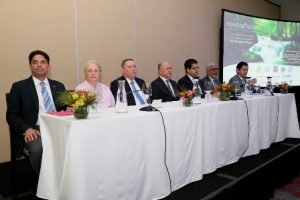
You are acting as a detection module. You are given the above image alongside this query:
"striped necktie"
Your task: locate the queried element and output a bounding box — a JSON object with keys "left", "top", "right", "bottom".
{"left": 130, "top": 80, "right": 145, "bottom": 105}
{"left": 41, "top": 82, "right": 55, "bottom": 113}
{"left": 166, "top": 80, "right": 175, "bottom": 96}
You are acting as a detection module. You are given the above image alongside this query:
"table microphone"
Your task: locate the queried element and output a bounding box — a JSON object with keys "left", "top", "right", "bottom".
{"left": 126, "top": 90, "right": 158, "bottom": 111}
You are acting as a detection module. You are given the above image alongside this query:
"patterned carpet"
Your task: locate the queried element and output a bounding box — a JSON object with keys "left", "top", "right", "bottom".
{"left": 273, "top": 172, "right": 300, "bottom": 200}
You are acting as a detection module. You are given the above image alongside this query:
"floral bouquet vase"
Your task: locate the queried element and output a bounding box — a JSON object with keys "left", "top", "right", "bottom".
{"left": 219, "top": 92, "right": 230, "bottom": 101}
{"left": 182, "top": 98, "right": 192, "bottom": 107}
{"left": 74, "top": 106, "right": 89, "bottom": 119}
{"left": 280, "top": 89, "right": 288, "bottom": 94}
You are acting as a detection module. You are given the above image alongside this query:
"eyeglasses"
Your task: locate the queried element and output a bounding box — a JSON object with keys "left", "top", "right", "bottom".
{"left": 31, "top": 60, "right": 48, "bottom": 65}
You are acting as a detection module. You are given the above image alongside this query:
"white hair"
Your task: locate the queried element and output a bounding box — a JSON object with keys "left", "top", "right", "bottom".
{"left": 206, "top": 63, "right": 217, "bottom": 71}
{"left": 84, "top": 59, "right": 102, "bottom": 72}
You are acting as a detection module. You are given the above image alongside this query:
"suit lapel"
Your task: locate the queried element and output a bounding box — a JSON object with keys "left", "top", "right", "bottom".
{"left": 49, "top": 79, "right": 59, "bottom": 101}
{"left": 184, "top": 75, "right": 194, "bottom": 89}
{"left": 158, "top": 77, "right": 173, "bottom": 96}
{"left": 27, "top": 77, "right": 39, "bottom": 112}
{"left": 122, "top": 76, "right": 136, "bottom": 105}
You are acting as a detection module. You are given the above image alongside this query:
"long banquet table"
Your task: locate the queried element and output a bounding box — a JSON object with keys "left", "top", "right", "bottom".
{"left": 37, "top": 93, "right": 299, "bottom": 200}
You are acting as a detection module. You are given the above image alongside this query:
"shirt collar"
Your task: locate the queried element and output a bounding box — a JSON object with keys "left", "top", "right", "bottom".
{"left": 159, "top": 76, "right": 169, "bottom": 82}
{"left": 187, "top": 74, "right": 196, "bottom": 82}
{"left": 32, "top": 76, "right": 49, "bottom": 87}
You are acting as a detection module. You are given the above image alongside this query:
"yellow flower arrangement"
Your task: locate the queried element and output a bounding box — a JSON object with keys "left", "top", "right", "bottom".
{"left": 57, "top": 90, "right": 97, "bottom": 119}
{"left": 57, "top": 90, "right": 97, "bottom": 109}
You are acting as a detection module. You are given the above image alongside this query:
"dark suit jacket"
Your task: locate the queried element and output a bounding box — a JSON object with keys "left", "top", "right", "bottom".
{"left": 6, "top": 76, "right": 65, "bottom": 157}
{"left": 177, "top": 75, "right": 205, "bottom": 98}
{"left": 151, "top": 77, "right": 180, "bottom": 102}
{"left": 110, "top": 76, "right": 145, "bottom": 106}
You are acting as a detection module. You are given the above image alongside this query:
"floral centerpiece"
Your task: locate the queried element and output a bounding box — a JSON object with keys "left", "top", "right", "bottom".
{"left": 277, "top": 82, "right": 289, "bottom": 94}
{"left": 217, "top": 83, "right": 235, "bottom": 101}
{"left": 178, "top": 90, "right": 196, "bottom": 107}
{"left": 57, "top": 90, "right": 97, "bottom": 119}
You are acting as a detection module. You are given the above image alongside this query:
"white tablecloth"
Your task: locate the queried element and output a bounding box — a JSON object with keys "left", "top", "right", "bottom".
{"left": 37, "top": 94, "right": 299, "bottom": 200}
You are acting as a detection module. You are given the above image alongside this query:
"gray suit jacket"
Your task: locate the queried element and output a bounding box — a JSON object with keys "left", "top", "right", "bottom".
{"left": 202, "top": 76, "right": 218, "bottom": 87}
{"left": 229, "top": 74, "right": 247, "bottom": 93}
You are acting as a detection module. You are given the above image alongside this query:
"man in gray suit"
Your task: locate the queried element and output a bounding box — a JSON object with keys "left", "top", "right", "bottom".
{"left": 202, "top": 63, "right": 219, "bottom": 87}
{"left": 229, "top": 61, "right": 256, "bottom": 93}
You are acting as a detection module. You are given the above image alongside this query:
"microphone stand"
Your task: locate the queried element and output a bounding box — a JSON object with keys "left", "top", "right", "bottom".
{"left": 140, "top": 99, "right": 158, "bottom": 112}
{"left": 140, "top": 105, "right": 158, "bottom": 111}
{"left": 140, "top": 95, "right": 158, "bottom": 111}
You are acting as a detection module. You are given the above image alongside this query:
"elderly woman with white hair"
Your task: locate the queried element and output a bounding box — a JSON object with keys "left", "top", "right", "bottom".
{"left": 75, "top": 60, "right": 115, "bottom": 108}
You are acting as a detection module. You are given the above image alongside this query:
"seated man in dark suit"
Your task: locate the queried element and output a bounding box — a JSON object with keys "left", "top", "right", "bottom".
{"left": 202, "top": 63, "right": 219, "bottom": 87}
{"left": 229, "top": 61, "right": 257, "bottom": 93}
{"left": 178, "top": 58, "right": 205, "bottom": 97}
{"left": 6, "top": 50, "right": 66, "bottom": 175}
{"left": 151, "top": 61, "right": 180, "bottom": 102}
{"left": 110, "top": 59, "right": 146, "bottom": 106}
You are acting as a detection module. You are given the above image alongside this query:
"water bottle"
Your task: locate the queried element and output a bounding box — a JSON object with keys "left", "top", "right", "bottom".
{"left": 115, "top": 80, "right": 128, "bottom": 113}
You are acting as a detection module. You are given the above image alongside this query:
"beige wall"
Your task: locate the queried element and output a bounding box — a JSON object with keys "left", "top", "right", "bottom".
{"left": 0, "top": 0, "right": 279, "bottom": 163}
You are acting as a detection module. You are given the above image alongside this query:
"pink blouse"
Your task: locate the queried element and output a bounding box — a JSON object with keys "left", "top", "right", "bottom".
{"left": 75, "top": 81, "right": 115, "bottom": 108}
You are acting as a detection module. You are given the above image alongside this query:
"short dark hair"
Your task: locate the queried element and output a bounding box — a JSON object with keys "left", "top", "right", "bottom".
{"left": 184, "top": 59, "right": 198, "bottom": 72}
{"left": 121, "top": 58, "right": 134, "bottom": 68}
{"left": 28, "top": 50, "right": 50, "bottom": 64}
{"left": 236, "top": 61, "right": 248, "bottom": 70}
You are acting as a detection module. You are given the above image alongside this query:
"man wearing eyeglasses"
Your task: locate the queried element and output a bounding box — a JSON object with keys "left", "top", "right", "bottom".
{"left": 6, "top": 50, "right": 66, "bottom": 176}
{"left": 178, "top": 58, "right": 205, "bottom": 97}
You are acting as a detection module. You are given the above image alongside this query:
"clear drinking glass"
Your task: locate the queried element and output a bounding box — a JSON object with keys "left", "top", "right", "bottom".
{"left": 142, "top": 83, "right": 152, "bottom": 106}
{"left": 253, "top": 84, "right": 261, "bottom": 95}
{"left": 232, "top": 81, "right": 240, "bottom": 96}
{"left": 204, "top": 81, "right": 213, "bottom": 102}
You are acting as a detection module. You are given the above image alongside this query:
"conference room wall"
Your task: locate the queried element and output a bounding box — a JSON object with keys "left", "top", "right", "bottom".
{"left": 0, "top": 0, "right": 278, "bottom": 163}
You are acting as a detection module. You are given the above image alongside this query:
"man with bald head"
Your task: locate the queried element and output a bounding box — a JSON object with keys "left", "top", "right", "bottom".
{"left": 202, "top": 63, "right": 219, "bottom": 87}
{"left": 151, "top": 61, "right": 180, "bottom": 102}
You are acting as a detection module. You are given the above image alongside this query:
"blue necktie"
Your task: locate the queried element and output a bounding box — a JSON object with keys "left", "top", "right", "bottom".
{"left": 166, "top": 80, "right": 174, "bottom": 96}
{"left": 130, "top": 80, "right": 145, "bottom": 105}
{"left": 41, "top": 82, "right": 55, "bottom": 112}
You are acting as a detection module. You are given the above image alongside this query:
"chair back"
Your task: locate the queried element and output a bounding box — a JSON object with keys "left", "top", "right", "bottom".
{"left": 5, "top": 93, "right": 25, "bottom": 160}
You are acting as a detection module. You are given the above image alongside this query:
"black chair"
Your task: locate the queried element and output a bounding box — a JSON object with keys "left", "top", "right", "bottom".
{"left": 5, "top": 93, "right": 30, "bottom": 195}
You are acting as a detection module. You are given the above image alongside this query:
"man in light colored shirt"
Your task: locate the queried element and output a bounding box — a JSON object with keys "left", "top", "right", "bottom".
{"left": 6, "top": 50, "right": 65, "bottom": 175}
{"left": 110, "top": 59, "right": 146, "bottom": 106}
{"left": 76, "top": 60, "right": 115, "bottom": 108}
{"left": 151, "top": 61, "right": 180, "bottom": 102}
